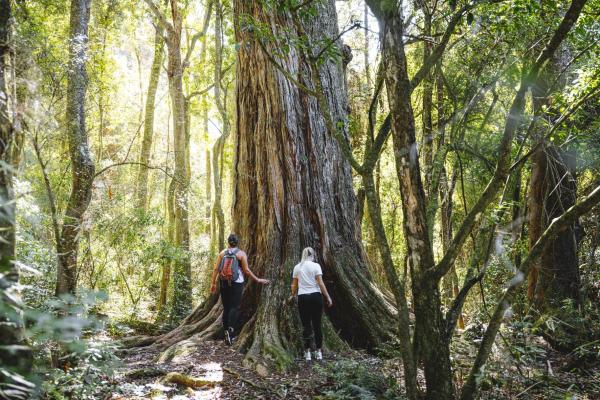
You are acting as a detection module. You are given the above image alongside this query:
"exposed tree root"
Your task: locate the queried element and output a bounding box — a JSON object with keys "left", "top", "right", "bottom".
{"left": 162, "top": 372, "right": 216, "bottom": 388}
{"left": 151, "top": 297, "right": 222, "bottom": 351}
{"left": 123, "top": 284, "right": 350, "bottom": 377}
{"left": 156, "top": 318, "right": 222, "bottom": 363}
{"left": 119, "top": 334, "right": 159, "bottom": 349}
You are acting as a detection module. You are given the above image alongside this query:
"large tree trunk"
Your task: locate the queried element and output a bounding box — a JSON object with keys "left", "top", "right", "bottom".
{"left": 527, "top": 52, "right": 581, "bottom": 311}
{"left": 231, "top": 0, "right": 394, "bottom": 354}
{"left": 136, "top": 27, "right": 164, "bottom": 211}
{"left": 138, "top": 0, "right": 395, "bottom": 370}
{"left": 528, "top": 142, "right": 580, "bottom": 309}
{"left": 56, "top": 0, "right": 95, "bottom": 296}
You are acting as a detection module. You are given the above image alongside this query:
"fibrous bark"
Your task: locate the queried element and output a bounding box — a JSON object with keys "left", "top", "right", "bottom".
{"left": 528, "top": 143, "right": 580, "bottom": 309}
{"left": 527, "top": 52, "right": 581, "bottom": 311}
{"left": 230, "top": 0, "right": 394, "bottom": 357}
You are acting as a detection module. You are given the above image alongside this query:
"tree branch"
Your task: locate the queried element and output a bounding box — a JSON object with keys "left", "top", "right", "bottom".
{"left": 448, "top": 142, "right": 494, "bottom": 172}
{"left": 445, "top": 230, "right": 494, "bottom": 338}
{"left": 32, "top": 136, "right": 61, "bottom": 250}
{"left": 366, "top": 63, "right": 385, "bottom": 144}
{"left": 363, "top": 114, "right": 391, "bottom": 172}
{"left": 311, "top": 22, "right": 360, "bottom": 63}
{"left": 183, "top": 0, "right": 213, "bottom": 68}
{"left": 509, "top": 84, "right": 600, "bottom": 173}
{"left": 410, "top": 2, "right": 473, "bottom": 90}
{"left": 142, "top": 0, "right": 173, "bottom": 34}
{"left": 185, "top": 84, "right": 214, "bottom": 100}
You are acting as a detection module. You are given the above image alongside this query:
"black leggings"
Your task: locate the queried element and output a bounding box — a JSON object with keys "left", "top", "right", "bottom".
{"left": 298, "top": 292, "right": 323, "bottom": 349}
{"left": 220, "top": 281, "right": 243, "bottom": 333}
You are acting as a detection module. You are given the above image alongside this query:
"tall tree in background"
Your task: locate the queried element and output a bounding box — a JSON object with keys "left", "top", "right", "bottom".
{"left": 0, "top": 0, "right": 33, "bottom": 395}
{"left": 143, "top": 0, "right": 192, "bottom": 321}
{"left": 527, "top": 56, "right": 581, "bottom": 312}
{"left": 0, "top": 0, "right": 14, "bottom": 278}
{"left": 136, "top": 26, "right": 164, "bottom": 211}
{"left": 528, "top": 144, "right": 579, "bottom": 310}
{"left": 55, "top": 0, "right": 95, "bottom": 296}
{"left": 210, "top": 0, "right": 229, "bottom": 255}
{"left": 144, "top": 0, "right": 214, "bottom": 321}
{"left": 145, "top": 0, "right": 213, "bottom": 318}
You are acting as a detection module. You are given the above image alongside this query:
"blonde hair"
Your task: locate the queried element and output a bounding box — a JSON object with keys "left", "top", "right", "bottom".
{"left": 300, "top": 247, "right": 315, "bottom": 266}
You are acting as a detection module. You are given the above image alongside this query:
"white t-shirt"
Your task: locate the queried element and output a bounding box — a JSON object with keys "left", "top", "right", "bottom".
{"left": 292, "top": 261, "right": 322, "bottom": 295}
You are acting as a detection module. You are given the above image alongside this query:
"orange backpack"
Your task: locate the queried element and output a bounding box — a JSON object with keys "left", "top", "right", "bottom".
{"left": 218, "top": 249, "right": 241, "bottom": 284}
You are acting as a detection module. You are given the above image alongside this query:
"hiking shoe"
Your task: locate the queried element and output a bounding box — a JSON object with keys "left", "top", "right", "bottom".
{"left": 224, "top": 328, "right": 234, "bottom": 345}
{"left": 315, "top": 350, "right": 323, "bottom": 360}
{"left": 304, "top": 350, "right": 312, "bottom": 361}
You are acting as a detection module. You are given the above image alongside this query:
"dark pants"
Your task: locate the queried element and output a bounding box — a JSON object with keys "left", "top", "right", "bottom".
{"left": 298, "top": 292, "right": 323, "bottom": 349}
{"left": 220, "top": 281, "right": 243, "bottom": 334}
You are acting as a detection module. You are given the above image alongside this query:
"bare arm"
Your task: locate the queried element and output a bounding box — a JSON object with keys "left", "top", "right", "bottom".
{"left": 240, "top": 253, "right": 270, "bottom": 284}
{"left": 316, "top": 275, "right": 332, "bottom": 307}
{"left": 291, "top": 277, "right": 298, "bottom": 296}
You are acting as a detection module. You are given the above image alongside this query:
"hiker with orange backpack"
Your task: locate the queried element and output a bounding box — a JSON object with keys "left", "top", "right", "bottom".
{"left": 210, "top": 234, "right": 270, "bottom": 345}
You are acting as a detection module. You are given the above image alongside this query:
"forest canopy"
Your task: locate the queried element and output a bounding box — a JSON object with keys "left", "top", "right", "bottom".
{"left": 0, "top": 0, "right": 599, "bottom": 399}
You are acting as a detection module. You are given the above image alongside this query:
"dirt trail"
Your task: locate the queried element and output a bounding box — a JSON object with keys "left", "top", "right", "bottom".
{"left": 111, "top": 340, "right": 359, "bottom": 399}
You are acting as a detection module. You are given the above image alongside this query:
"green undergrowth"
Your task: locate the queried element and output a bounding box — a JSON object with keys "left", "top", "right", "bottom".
{"left": 105, "top": 317, "right": 167, "bottom": 339}
{"left": 314, "top": 359, "right": 404, "bottom": 400}
{"left": 323, "top": 316, "right": 351, "bottom": 352}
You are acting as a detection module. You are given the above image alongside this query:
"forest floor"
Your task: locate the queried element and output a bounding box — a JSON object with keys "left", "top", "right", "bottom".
{"left": 109, "top": 339, "right": 393, "bottom": 400}
{"left": 106, "top": 325, "right": 600, "bottom": 400}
